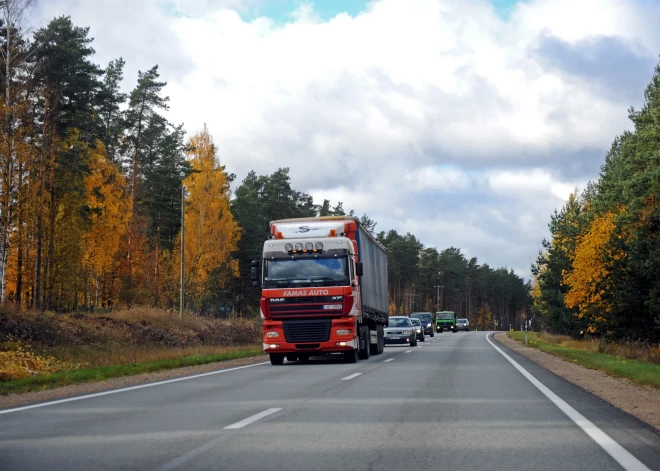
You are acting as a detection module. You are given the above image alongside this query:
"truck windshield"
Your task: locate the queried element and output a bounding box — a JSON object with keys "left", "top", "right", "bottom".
{"left": 437, "top": 313, "right": 454, "bottom": 320}
{"left": 263, "top": 257, "right": 349, "bottom": 288}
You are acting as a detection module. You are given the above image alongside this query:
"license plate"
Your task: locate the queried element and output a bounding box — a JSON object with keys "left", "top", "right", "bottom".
{"left": 322, "top": 304, "right": 342, "bottom": 310}
{"left": 388, "top": 336, "right": 401, "bottom": 340}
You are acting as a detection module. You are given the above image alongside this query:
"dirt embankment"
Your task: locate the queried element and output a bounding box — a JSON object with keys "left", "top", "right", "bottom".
{"left": 0, "top": 308, "right": 261, "bottom": 349}
{"left": 494, "top": 332, "right": 660, "bottom": 431}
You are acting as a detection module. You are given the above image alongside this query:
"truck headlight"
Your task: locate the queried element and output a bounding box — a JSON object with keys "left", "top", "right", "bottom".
{"left": 265, "top": 331, "right": 279, "bottom": 338}
{"left": 336, "top": 329, "right": 352, "bottom": 335}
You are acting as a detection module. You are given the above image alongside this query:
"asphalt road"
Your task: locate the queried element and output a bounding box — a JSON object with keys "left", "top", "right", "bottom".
{"left": 1, "top": 332, "right": 659, "bottom": 471}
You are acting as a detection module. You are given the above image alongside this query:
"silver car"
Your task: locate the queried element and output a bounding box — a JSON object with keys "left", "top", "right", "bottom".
{"left": 410, "top": 317, "right": 425, "bottom": 342}
{"left": 384, "top": 316, "right": 417, "bottom": 346}
{"left": 456, "top": 318, "right": 470, "bottom": 331}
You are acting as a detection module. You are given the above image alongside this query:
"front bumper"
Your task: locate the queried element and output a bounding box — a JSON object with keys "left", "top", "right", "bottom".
{"left": 264, "top": 337, "right": 357, "bottom": 354}
{"left": 384, "top": 336, "right": 411, "bottom": 344}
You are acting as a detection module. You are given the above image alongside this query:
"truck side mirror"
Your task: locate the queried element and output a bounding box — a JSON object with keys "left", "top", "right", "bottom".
{"left": 356, "top": 262, "right": 364, "bottom": 277}
{"left": 251, "top": 260, "right": 261, "bottom": 287}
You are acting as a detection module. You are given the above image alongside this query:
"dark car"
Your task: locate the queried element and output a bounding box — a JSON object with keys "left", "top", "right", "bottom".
{"left": 456, "top": 318, "right": 470, "bottom": 331}
{"left": 410, "top": 317, "right": 425, "bottom": 342}
{"left": 409, "top": 312, "right": 435, "bottom": 337}
{"left": 384, "top": 316, "right": 417, "bottom": 347}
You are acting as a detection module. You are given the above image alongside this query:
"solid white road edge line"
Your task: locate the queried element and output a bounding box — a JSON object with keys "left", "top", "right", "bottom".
{"left": 383, "top": 358, "right": 394, "bottom": 363}
{"left": 486, "top": 333, "right": 650, "bottom": 471}
{"left": 0, "top": 361, "right": 270, "bottom": 416}
{"left": 224, "top": 408, "right": 282, "bottom": 430}
{"left": 342, "top": 373, "right": 363, "bottom": 381}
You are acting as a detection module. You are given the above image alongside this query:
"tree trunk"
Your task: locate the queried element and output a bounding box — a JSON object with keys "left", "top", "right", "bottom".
{"left": 45, "top": 98, "right": 58, "bottom": 310}
{"left": 127, "top": 96, "right": 146, "bottom": 290}
{"left": 15, "top": 157, "right": 23, "bottom": 307}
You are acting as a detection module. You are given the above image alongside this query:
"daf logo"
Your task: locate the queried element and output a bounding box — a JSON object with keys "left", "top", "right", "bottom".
{"left": 295, "top": 225, "right": 324, "bottom": 233}
{"left": 270, "top": 298, "right": 285, "bottom": 303}
{"left": 331, "top": 296, "right": 343, "bottom": 301}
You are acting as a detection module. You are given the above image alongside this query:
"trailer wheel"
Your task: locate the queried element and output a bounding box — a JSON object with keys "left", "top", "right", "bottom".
{"left": 270, "top": 354, "right": 284, "bottom": 365}
{"left": 358, "top": 327, "right": 370, "bottom": 360}
{"left": 378, "top": 325, "right": 385, "bottom": 354}
{"left": 369, "top": 327, "right": 379, "bottom": 356}
{"left": 344, "top": 348, "right": 358, "bottom": 363}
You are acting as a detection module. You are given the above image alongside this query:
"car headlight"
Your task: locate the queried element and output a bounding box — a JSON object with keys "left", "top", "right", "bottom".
{"left": 403, "top": 330, "right": 412, "bottom": 335}
{"left": 426, "top": 323, "right": 432, "bottom": 327}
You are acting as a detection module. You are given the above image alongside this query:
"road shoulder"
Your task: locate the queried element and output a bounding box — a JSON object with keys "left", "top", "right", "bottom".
{"left": 0, "top": 355, "right": 268, "bottom": 410}
{"left": 494, "top": 332, "right": 660, "bottom": 431}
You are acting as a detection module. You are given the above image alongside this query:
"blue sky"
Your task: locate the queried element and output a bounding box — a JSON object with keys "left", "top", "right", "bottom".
{"left": 248, "top": 0, "right": 524, "bottom": 22}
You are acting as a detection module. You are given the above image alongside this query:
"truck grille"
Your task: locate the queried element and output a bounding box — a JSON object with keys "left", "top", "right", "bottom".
{"left": 282, "top": 319, "right": 332, "bottom": 343}
{"left": 269, "top": 296, "right": 343, "bottom": 318}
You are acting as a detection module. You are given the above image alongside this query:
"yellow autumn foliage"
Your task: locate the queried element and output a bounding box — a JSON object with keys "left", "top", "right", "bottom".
{"left": 82, "top": 141, "right": 132, "bottom": 281}
{"left": 0, "top": 344, "right": 81, "bottom": 381}
{"left": 179, "top": 125, "right": 240, "bottom": 304}
{"left": 562, "top": 210, "right": 624, "bottom": 331}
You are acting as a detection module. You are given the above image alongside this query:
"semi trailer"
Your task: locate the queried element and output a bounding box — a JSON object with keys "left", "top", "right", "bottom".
{"left": 252, "top": 216, "right": 389, "bottom": 365}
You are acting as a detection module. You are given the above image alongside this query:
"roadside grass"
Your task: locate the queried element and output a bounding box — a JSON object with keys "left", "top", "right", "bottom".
{"left": 506, "top": 332, "right": 660, "bottom": 389}
{"left": 0, "top": 346, "right": 264, "bottom": 396}
{"left": 43, "top": 344, "right": 260, "bottom": 368}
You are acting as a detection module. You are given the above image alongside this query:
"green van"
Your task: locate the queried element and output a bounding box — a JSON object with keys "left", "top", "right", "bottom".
{"left": 435, "top": 311, "right": 456, "bottom": 333}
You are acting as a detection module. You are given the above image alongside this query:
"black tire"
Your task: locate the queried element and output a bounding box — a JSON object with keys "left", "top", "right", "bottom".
{"left": 430, "top": 331, "right": 435, "bottom": 337}
{"left": 298, "top": 354, "right": 310, "bottom": 362}
{"left": 358, "top": 327, "right": 370, "bottom": 360}
{"left": 467, "top": 328, "right": 470, "bottom": 332}
{"left": 370, "top": 327, "right": 379, "bottom": 356}
{"left": 344, "top": 348, "right": 358, "bottom": 363}
{"left": 270, "top": 353, "right": 284, "bottom": 365}
{"left": 420, "top": 335, "right": 425, "bottom": 342}
{"left": 378, "top": 325, "right": 385, "bottom": 354}
{"left": 286, "top": 354, "right": 298, "bottom": 362}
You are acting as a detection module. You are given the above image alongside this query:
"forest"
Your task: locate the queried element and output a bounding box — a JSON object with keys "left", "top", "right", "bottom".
{"left": 533, "top": 61, "right": 660, "bottom": 344}
{"left": 0, "top": 7, "right": 530, "bottom": 328}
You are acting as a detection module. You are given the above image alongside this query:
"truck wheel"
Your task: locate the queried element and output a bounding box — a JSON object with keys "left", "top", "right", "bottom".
{"left": 369, "top": 327, "right": 379, "bottom": 356}
{"left": 358, "top": 327, "right": 370, "bottom": 360}
{"left": 286, "top": 354, "right": 298, "bottom": 362}
{"left": 344, "top": 348, "right": 358, "bottom": 363}
{"left": 298, "top": 354, "right": 309, "bottom": 363}
{"left": 377, "top": 325, "right": 385, "bottom": 354}
{"left": 270, "top": 354, "right": 284, "bottom": 365}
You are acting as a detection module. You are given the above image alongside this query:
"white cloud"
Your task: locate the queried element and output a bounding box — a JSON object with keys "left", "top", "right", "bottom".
{"left": 488, "top": 169, "right": 584, "bottom": 201}
{"left": 28, "top": 0, "right": 660, "bottom": 278}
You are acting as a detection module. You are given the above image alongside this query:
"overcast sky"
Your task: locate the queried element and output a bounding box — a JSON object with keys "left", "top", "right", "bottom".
{"left": 28, "top": 0, "right": 660, "bottom": 278}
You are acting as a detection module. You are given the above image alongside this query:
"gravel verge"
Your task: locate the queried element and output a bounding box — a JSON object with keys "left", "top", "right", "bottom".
{"left": 0, "top": 354, "right": 269, "bottom": 410}
{"left": 494, "top": 332, "right": 660, "bottom": 431}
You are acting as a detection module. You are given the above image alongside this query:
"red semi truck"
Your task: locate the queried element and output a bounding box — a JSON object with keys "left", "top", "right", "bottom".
{"left": 251, "top": 216, "right": 389, "bottom": 365}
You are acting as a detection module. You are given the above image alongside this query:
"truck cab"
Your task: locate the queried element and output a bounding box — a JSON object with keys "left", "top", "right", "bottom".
{"left": 253, "top": 217, "right": 388, "bottom": 365}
